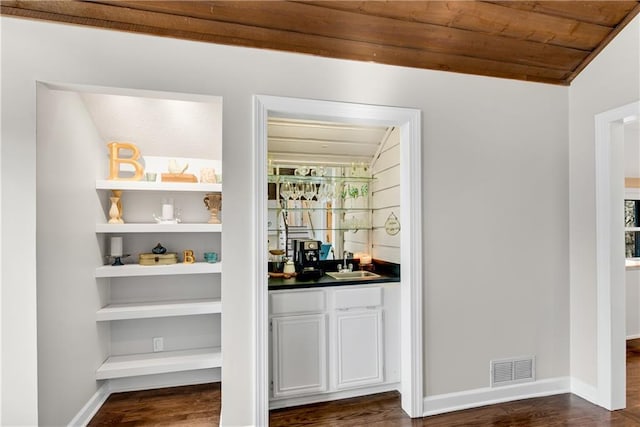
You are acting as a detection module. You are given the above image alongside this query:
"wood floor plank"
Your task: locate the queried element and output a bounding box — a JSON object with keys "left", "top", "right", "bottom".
{"left": 89, "top": 339, "right": 640, "bottom": 426}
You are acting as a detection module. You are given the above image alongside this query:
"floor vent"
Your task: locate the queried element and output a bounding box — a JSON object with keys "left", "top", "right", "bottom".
{"left": 490, "top": 356, "right": 535, "bottom": 387}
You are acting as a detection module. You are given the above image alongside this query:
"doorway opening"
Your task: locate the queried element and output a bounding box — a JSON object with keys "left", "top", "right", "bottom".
{"left": 253, "top": 95, "right": 423, "bottom": 426}
{"left": 594, "top": 100, "right": 640, "bottom": 410}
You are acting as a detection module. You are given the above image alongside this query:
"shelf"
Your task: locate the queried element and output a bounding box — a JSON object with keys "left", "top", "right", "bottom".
{"left": 269, "top": 228, "right": 371, "bottom": 233}
{"left": 269, "top": 207, "right": 371, "bottom": 212}
{"left": 96, "top": 223, "right": 222, "bottom": 233}
{"left": 95, "top": 347, "right": 222, "bottom": 380}
{"left": 268, "top": 175, "right": 374, "bottom": 184}
{"left": 626, "top": 227, "right": 640, "bottom": 232}
{"left": 95, "top": 262, "right": 222, "bottom": 278}
{"left": 96, "top": 298, "right": 222, "bottom": 321}
{"left": 96, "top": 179, "right": 221, "bottom": 192}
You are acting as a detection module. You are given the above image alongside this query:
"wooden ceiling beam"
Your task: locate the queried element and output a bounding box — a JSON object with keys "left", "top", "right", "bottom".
{"left": 300, "top": 0, "right": 611, "bottom": 51}
{"left": 489, "top": 1, "right": 638, "bottom": 27}
{"left": 0, "top": 0, "right": 570, "bottom": 84}
{"left": 86, "top": 0, "right": 588, "bottom": 71}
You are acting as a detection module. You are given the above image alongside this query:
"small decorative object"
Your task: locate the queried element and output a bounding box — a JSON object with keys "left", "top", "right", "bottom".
{"left": 139, "top": 253, "right": 178, "bottom": 265}
{"left": 203, "top": 193, "right": 222, "bottom": 224}
{"left": 153, "top": 198, "right": 180, "bottom": 224}
{"left": 200, "top": 167, "right": 217, "bottom": 183}
{"left": 144, "top": 172, "right": 157, "bottom": 182}
{"left": 152, "top": 243, "right": 167, "bottom": 254}
{"left": 161, "top": 159, "right": 197, "bottom": 183}
{"left": 107, "top": 141, "right": 144, "bottom": 181}
{"left": 108, "top": 196, "right": 124, "bottom": 224}
{"left": 384, "top": 212, "right": 401, "bottom": 236}
{"left": 204, "top": 252, "right": 219, "bottom": 263}
{"left": 112, "top": 190, "right": 123, "bottom": 222}
{"left": 183, "top": 249, "right": 195, "bottom": 264}
{"left": 168, "top": 159, "right": 188, "bottom": 174}
{"left": 294, "top": 166, "right": 309, "bottom": 176}
{"left": 109, "top": 236, "right": 127, "bottom": 266}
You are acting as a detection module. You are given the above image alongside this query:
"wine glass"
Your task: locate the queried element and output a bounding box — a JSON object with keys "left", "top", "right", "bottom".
{"left": 293, "top": 182, "right": 304, "bottom": 200}
{"left": 303, "top": 182, "right": 316, "bottom": 201}
{"left": 280, "top": 181, "right": 293, "bottom": 200}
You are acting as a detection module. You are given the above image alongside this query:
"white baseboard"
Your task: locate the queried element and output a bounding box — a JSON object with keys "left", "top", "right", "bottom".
{"left": 67, "top": 383, "right": 110, "bottom": 427}
{"left": 68, "top": 369, "right": 222, "bottom": 426}
{"left": 423, "top": 377, "right": 570, "bottom": 417}
{"left": 570, "top": 377, "right": 598, "bottom": 405}
{"left": 269, "top": 382, "right": 400, "bottom": 410}
{"left": 627, "top": 334, "right": 640, "bottom": 340}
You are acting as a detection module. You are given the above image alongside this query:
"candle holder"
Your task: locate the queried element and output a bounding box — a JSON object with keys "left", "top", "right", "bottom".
{"left": 106, "top": 254, "right": 130, "bottom": 266}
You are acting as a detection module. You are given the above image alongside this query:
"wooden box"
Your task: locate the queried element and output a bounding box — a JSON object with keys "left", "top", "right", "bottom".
{"left": 139, "top": 253, "right": 178, "bottom": 265}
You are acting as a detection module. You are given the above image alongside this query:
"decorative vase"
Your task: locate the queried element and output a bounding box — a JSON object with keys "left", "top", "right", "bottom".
{"left": 108, "top": 196, "right": 123, "bottom": 224}
{"left": 203, "top": 193, "right": 222, "bottom": 224}
{"left": 112, "top": 190, "right": 123, "bottom": 222}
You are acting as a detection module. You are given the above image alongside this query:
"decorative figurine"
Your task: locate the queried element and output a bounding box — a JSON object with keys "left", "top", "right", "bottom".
{"left": 152, "top": 243, "right": 167, "bottom": 254}
{"left": 204, "top": 193, "right": 222, "bottom": 224}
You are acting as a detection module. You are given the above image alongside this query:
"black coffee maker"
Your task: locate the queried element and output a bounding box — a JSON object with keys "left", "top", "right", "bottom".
{"left": 293, "top": 239, "right": 323, "bottom": 280}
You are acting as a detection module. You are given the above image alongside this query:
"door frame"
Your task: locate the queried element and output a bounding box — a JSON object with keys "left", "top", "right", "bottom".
{"left": 595, "top": 100, "right": 639, "bottom": 410}
{"left": 253, "top": 95, "right": 424, "bottom": 426}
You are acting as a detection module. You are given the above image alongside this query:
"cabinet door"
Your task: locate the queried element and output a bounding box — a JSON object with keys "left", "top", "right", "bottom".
{"left": 271, "top": 314, "right": 328, "bottom": 398}
{"left": 335, "top": 309, "right": 383, "bottom": 390}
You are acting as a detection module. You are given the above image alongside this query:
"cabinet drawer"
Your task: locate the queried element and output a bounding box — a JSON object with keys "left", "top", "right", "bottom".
{"left": 271, "top": 290, "right": 326, "bottom": 315}
{"left": 334, "top": 287, "right": 382, "bottom": 310}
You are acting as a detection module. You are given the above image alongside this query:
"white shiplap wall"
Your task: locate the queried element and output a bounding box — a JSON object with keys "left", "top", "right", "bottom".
{"left": 371, "top": 128, "right": 401, "bottom": 263}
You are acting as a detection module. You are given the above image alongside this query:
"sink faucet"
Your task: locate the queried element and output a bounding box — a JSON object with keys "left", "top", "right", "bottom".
{"left": 339, "top": 251, "right": 353, "bottom": 273}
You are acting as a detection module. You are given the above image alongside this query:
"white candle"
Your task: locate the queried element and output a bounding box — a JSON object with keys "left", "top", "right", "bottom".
{"left": 111, "top": 237, "right": 123, "bottom": 257}
{"left": 162, "top": 203, "right": 174, "bottom": 220}
{"left": 360, "top": 254, "right": 372, "bottom": 265}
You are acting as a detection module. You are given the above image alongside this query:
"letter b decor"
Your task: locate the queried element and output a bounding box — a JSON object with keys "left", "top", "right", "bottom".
{"left": 107, "top": 141, "right": 144, "bottom": 180}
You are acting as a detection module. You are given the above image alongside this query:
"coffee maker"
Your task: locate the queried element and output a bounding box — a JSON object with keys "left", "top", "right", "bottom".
{"left": 293, "top": 239, "right": 323, "bottom": 280}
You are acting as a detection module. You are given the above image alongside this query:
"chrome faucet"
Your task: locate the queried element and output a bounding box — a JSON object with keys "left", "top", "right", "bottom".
{"left": 338, "top": 251, "right": 353, "bottom": 273}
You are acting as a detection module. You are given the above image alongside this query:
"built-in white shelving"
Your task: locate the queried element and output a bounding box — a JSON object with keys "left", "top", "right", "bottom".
{"left": 96, "top": 298, "right": 222, "bottom": 321}
{"left": 96, "top": 223, "right": 222, "bottom": 233}
{"left": 95, "top": 347, "right": 222, "bottom": 380}
{"left": 95, "top": 262, "right": 222, "bottom": 278}
{"left": 96, "top": 179, "right": 222, "bottom": 192}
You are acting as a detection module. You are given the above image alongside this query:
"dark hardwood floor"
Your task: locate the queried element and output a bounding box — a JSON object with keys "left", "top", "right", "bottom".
{"left": 89, "top": 340, "right": 640, "bottom": 426}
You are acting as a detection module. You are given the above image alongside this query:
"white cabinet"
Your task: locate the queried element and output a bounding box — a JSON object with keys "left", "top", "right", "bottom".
{"left": 269, "top": 283, "right": 398, "bottom": 406}
{"left": 271, "top": 314, "right": 328, "bottom": 398}
{"left": 335, "top": 309, "right": 383, "bottom": 390}
{"left": 95, "top": 182, "right": 223, "bottom": 381}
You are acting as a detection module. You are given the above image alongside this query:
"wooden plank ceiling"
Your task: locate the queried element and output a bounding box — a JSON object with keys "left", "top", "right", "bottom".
{"left": 2, "top": 1, "right": 639, "bottom": 85}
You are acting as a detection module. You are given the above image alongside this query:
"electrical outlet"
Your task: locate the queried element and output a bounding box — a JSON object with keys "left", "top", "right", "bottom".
{"left": 153, "top": 337, "right": 164, "bottom": 352}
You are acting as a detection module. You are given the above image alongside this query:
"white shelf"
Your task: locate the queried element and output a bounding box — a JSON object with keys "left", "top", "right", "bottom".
{"left": 96, "top": 298, "right": 222, "bottom": 321}
{"left": 626, "top": 227, "right": 640, "bottom": 232}
{"left": 96, "top": 179, "right": 221, "bottom": 192}
{"left": 96, "top": 223, "right": 222, "bottom": 233}
{"left": 95, "top": 347, "right": 222, "bottom": 380}
{"left": 95, "top": 262, "right": 222, "bottom": 278}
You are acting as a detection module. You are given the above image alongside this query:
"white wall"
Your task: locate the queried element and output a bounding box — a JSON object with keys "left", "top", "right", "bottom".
{"left": 35, "top": 87, "right": 111, "bottom": 425}
{"left": 625, "top": 124, "right": 640, "bottom": 178}
{"left": 568, "top": 16, "right": 640, "bottom": 392}
{"left": 2, "top": 17, "right": 570, "bottom": 425}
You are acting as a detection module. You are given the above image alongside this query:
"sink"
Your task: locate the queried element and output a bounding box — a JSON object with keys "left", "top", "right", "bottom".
{"left": 325, "top": 271, "right": 381, "bottom": 280}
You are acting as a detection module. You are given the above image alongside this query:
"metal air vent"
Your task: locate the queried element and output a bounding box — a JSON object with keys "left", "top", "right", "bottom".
{"left": 490, "top": 356, "right": 535, "bottom": 387}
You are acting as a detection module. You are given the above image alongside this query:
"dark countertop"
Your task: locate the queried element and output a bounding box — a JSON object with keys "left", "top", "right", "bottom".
{"left": 268, "top": 259, "right": 400, "bottom": 291}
